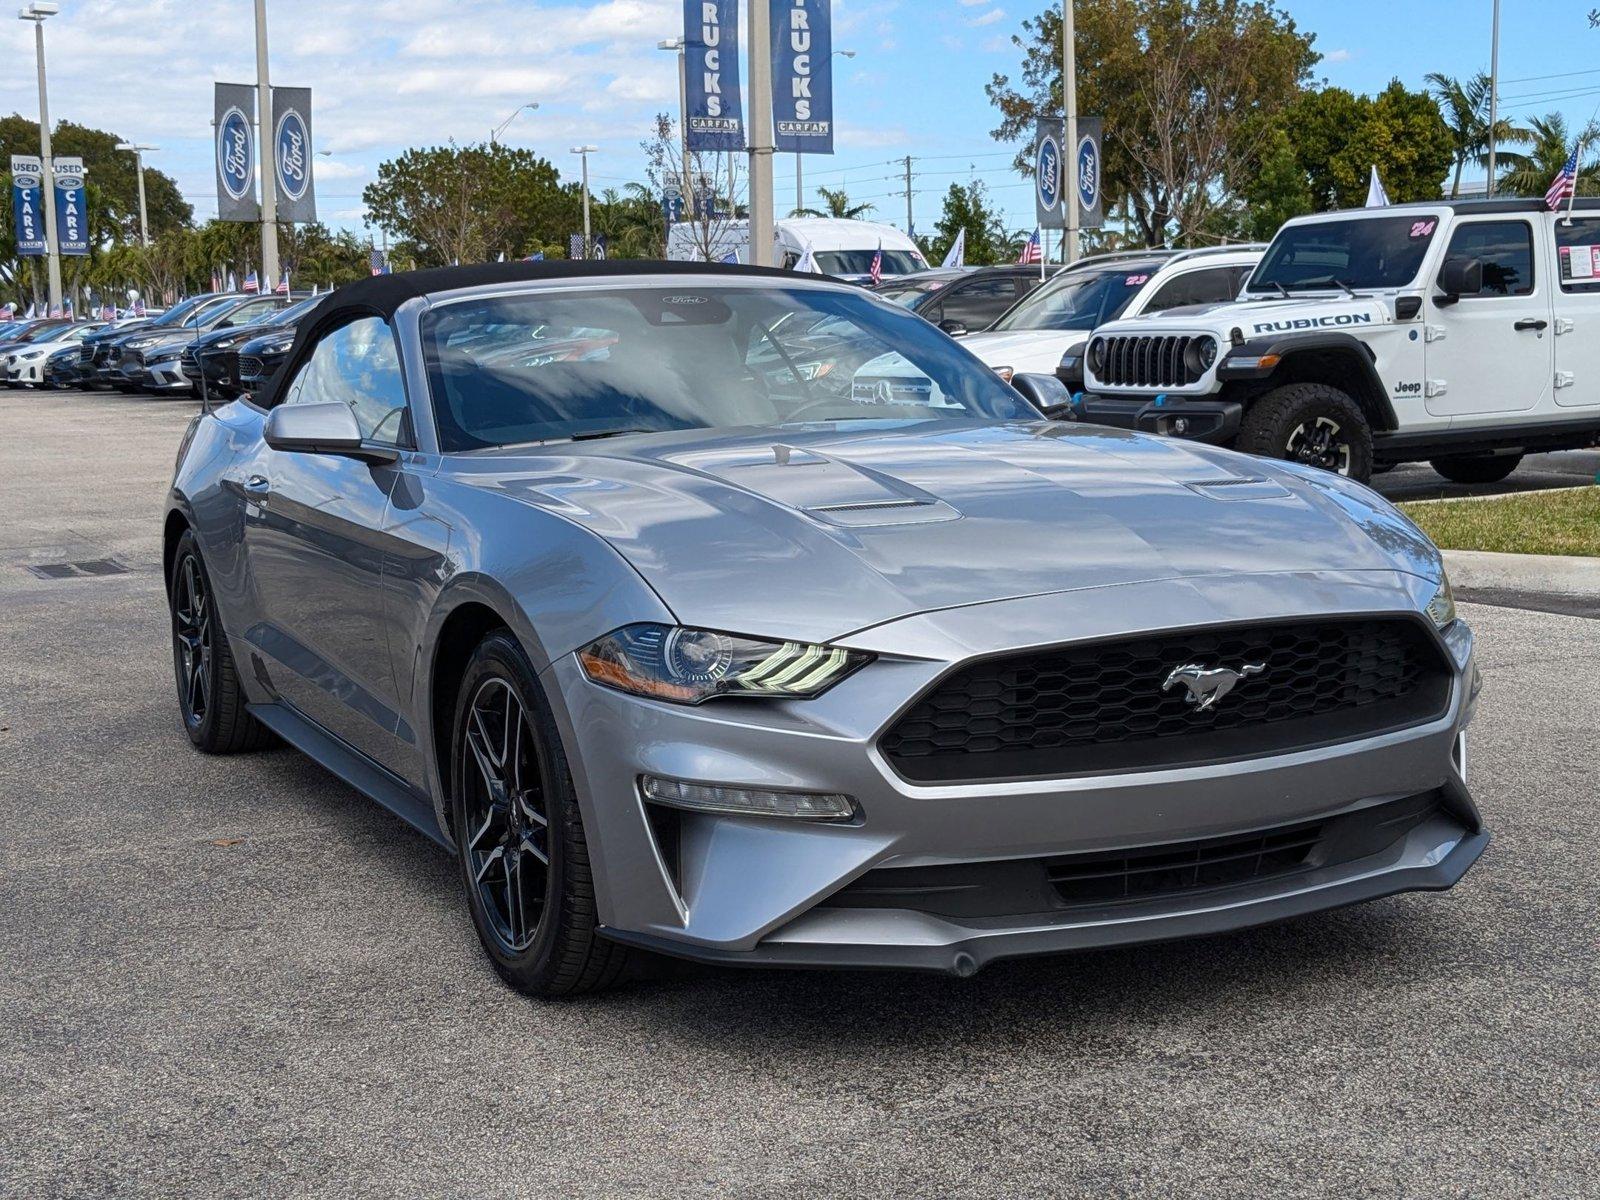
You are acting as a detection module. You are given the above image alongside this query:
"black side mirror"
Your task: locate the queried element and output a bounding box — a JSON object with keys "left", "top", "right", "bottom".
{"left": 939, "top": 318, "right": 969, "bottom": 336}
{"left": 1435, "top": 257, "right": 1482, "bottom": 306}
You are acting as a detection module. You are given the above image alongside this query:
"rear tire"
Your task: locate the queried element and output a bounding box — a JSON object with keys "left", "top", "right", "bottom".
{"left": 450, "top": 630, "right": 637, "bottom": 998}
{"left": 1236, "top": 383, "right": 1374, "bottom": 483}
{"left": 1430, "top": 454, "right": 1523, "bottom": 485}
{"left": 169, "top": 530, "right": 275, "bottom": 754}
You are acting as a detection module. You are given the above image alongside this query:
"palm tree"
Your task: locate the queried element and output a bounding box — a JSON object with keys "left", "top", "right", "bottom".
{"left": 1496, "top": 112, "right": 1600, "bottom": 198}
{"left": 1425, "top": 71, "right": 1531, "bottom": 197}
{"left": 796, "top": 186, "right": 874, "bottom": 219}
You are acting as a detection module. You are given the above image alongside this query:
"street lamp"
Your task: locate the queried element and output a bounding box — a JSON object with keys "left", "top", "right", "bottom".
{"left": 795, "top": 49, "right": 855, "bottom": 217}
{"left": 571, "top": 145, "right": 599, "bottom": 258}
{"left": 114, "top": 142, "right": 158, "bottom": 246}
{"left": 491, "top": 101, "right": 539, "bottom": 145}
{"left": 657, "top": 38, "right": 694, "bottom": 220}
{"left": 19, "top": 1, "right": 62, "bottom": 315}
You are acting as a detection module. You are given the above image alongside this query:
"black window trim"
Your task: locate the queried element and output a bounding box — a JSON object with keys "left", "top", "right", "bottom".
{"left": 1443, "top": 217, "right": 1537, "bottom": 300}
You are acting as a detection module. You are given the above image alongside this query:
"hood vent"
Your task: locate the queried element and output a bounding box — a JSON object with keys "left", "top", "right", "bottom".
{"left": 1184, "top": 477, "right": 1293, "bottom": 501}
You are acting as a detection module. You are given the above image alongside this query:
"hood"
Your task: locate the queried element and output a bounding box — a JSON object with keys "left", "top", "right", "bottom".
{"left": 462, "top": 421, "right": 1440, "bottom": 644}
{"left": 1113, "top": 294, "right": 1394, "bottom": 337}
{"left": 962, "top": 329, "right": 1086, "bottom": 374}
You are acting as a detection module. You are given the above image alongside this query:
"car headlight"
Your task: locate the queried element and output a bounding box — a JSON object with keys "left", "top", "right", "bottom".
{"left": 20, "top": 349, "right": 45, "bottom": 360}
{"left": 1423, "top": 573, "right": 1457, "bottom": 629}
{"left": 993, "top": 366, "right": 1015, "bottom": 384}
{"left": 1183, "top": 336, "right": 1219, "bottom": 375}
{"left": 259, "top": 335, "right": 295, "bottom": 354}
{"left": 1087, "top": 337, "right": 1107, "bottom": 375}
{"left": 578, "top": 624, "right": 870, "bottom": 704}
{"left": 125, "top": 336, "right": 160, "bottom": 350}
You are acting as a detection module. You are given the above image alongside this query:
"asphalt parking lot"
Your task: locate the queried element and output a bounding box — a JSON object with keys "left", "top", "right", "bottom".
{"left": 3, "top": 389, "right": 1596, "bottom": 1198}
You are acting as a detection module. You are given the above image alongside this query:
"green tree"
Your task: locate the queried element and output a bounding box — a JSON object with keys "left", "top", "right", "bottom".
{"left": 363, "top": 142, "right": 582, "bottom": 267}
{"left": 1282, "top": 81, "right": 1456, "bottom": 209}
{"left": 797, "top": 186, "right": 874, "bottom": 219}
{"left": 1495, "top": 112, "right": 1600, "bottom": 198}
{"left": 1424, "top": 72, "right": 1531, "bottom": 198}
{"left": 922, "top": 180, "right": 1011, "bottom": 265}
{"left": 1239, "top": 125, "right": 1314, "bottom": 240}
{"left": 592, "top": 183, "right": 667, "bottom": 258}
{"left": 987, "top": 0, "right": 1319, "bottom": 245}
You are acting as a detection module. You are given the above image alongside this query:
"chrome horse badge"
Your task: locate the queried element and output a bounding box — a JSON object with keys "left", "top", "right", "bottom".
{"left": 1162, "top": 661, "right": 1266, "bottom": 712}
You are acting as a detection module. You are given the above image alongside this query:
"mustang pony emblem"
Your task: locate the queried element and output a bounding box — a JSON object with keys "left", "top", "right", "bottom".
{"left": 1162, "top": 661, "right": 1266, "bottom": 712}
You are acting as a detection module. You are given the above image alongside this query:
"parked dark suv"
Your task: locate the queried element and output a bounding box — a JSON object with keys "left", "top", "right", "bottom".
{"left": 875, "top": 265, "right": 1065, "bottom": 334}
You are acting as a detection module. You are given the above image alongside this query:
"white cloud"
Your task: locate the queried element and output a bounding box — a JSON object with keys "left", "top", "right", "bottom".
{"left": 968, "top": 7, "right": 1006, "bottom": 27}
{"left": 1325, "top": 48, "right": 1353, "bottom": 64}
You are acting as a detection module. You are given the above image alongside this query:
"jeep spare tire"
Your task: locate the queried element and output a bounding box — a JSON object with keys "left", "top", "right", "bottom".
{"left": 1237, "top": 382, "right": 1374, "bottom": 483}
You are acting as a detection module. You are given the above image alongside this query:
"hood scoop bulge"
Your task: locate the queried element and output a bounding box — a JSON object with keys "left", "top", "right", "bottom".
{"left": 1183, "top": 476, "right": 1293, "bottom": 502}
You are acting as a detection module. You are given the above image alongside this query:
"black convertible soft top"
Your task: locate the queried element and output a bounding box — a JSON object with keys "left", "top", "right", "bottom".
{"left": 258, "top": 259, "right": 818, "bottom": 409}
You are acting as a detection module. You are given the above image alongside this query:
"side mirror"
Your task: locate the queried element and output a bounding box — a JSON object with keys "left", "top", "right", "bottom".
{"left": 1435, "top": 257, "right": 1482, "bottom": 306}
{"left": 939, "top": 318, "right": 969, "bottom": 336}
{"left": 263, "top": 401, "right": 398, "bottom": 464}
{"left": 1011, "top": 371, "right": 1076, "bottom": 418}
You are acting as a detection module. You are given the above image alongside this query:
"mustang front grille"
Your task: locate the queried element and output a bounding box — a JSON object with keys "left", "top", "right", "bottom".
{"left": 881, "top": 618, "right": 1453, "bottom": 782}
{"left": 1095, "top": 334, "right": 1200, "bottom": 389}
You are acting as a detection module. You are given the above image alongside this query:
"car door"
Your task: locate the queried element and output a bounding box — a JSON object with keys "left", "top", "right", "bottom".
{"left": 1426, "top": 217, "right": 1551, "bottom": 418}
{"left": 240, "top": 315, "right": 417, "bottom": 769}
{"left": 1550, "top": 215, "right": 1600, "bottom": 408}
{"left": 933, "top": 275, "right": 1025, "bottom": 332}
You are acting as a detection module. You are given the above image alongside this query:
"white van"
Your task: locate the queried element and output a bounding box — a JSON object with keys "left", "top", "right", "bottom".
{"left": 667, "top": 217, "right": 928, "bottom": 282}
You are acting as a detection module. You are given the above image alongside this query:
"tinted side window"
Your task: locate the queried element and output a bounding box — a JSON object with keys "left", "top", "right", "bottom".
{"left": 1444, "top": 221, "right": 1534, "bottom": 296}
{"left": 941, "top": 277, "right": 1021, "bottom": 328}
{"left": 1143, "top": 268, "right": 1238, "bottom": 313}
{"left": 281, "top": 316, "right": 409, "bottom": 445}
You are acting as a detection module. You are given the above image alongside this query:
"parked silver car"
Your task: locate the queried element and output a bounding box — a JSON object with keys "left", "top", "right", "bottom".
{"left": 164, "top": 262, "right": 1486, "bottom": 996}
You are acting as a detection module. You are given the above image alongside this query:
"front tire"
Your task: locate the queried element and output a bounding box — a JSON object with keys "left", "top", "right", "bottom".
{"left": 169, "top": 530, "right": 274, "bottom": 753}
{"left": 1430, "top": 453, "right": 1523, "bottom": 485}
{"left": 450, "top": 631, "right": 635, "bottom": 997}
{"left": 1236, "top": 383, "right": 1374, "bottom": 483}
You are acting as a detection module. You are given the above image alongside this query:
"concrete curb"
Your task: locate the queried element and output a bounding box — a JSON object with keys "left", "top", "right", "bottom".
{"left": 1442, "top": 548, "right": 1600, "bottom": 598}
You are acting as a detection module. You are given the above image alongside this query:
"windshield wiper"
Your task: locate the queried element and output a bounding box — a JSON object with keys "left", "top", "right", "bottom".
{"left": 1271, "top": 281, "right": 1291, "bottom": 300}
{"left": 1332, "top": 277, "right": 1359, "bottom": 299}
{"left": 568, "top": 427, "right": 653, "bottom": 441}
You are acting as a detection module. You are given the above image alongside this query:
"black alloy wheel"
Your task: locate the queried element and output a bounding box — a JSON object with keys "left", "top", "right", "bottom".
{"left": 172, "top": 551, "right": 213, "bottom": 730}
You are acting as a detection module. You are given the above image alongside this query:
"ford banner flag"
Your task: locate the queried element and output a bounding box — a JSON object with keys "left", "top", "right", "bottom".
{"left": 52, "top": 157, "right": 89, "bottom": 256}
{"left": 1074, "top": 116, "right": 1104, "bottom": 230}
{"left": 770, "top": 0, "right": 834, "bottom": 155}
{"left": 12, "top": 155, "right": 46, "bottom": 257}
{"left": 684, "top": 0, "right": 745, "bottom": 151}
{"left": 214, "top": 82, "right": 260, "bottom": 223}
{"left": 271, "top": 86, "right": 317, "bottom": 223}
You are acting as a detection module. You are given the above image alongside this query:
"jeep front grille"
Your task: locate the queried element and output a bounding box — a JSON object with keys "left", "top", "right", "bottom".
{"left": 1095, "top": 334, "right": 1201, "bottom": 389}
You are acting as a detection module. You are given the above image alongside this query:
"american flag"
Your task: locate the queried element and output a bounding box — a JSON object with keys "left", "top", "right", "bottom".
{"left": 243, "top": 269, "right": 259, "bottom": 294}
{"left": 369, "top": 248, "right": 389, "bottom": 275}
{"left": 275, "top": 269, "right": 290, "bottom": 295}
{"left": 1018, "top": 228, "right": 1043, "bottom": 265}
{"left": 1547, "top": 148, "right": 1580, "bottom": 211}
{"left": 869, "top": 242, "right": 883, "bottom": 286}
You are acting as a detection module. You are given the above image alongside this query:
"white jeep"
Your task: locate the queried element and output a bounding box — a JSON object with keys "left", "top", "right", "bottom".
{"left": 1069, "top": 201, "right": 1600, "bottom": 483}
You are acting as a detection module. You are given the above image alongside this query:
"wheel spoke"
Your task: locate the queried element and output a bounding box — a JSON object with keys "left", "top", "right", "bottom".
{"left": 465, "top": 715, "right": 501, "bottom": 795}
{"left": 475, "top": 844, "right": 505, "bottom": 885}
{"left": 519, "top": 834, "right": 549, "bottom": 867}
{"left": 505, "top": 852, "right": 524, "bottom": 945}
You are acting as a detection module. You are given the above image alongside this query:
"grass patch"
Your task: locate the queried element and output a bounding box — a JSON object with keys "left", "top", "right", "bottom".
{"left": 1401, "top": 486, "right": 1600, "bottom": 557}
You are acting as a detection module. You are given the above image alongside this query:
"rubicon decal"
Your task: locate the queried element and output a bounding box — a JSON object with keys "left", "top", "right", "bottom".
{"left": 1252, "top": 313, "right": 1375, "bottom": 334}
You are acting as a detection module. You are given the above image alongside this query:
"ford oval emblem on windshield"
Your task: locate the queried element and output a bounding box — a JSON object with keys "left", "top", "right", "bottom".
{"left": 275, "top": 108, "right": 311, "bottom": 202}
{"left": 216, "top": 107, "right": 255, "bottom": 202}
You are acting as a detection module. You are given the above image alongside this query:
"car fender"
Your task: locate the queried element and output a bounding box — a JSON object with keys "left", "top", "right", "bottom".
{"left": 1218, "top": 332, "right": 1399, "bottom": 431}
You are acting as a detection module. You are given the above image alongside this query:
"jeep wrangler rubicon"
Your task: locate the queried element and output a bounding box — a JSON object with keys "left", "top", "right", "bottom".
{"left": 1060, "top": 199, "right": 1600, "bottom": 484}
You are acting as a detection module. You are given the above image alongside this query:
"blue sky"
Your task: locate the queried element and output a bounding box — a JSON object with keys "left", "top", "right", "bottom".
{"left": 0, "top": 0, "right": 1597, "bottom": 242}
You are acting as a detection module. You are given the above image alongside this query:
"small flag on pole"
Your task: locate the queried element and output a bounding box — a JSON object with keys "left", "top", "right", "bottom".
{"left": 1018, "top": 228, "right": 1043, "bottom": 265}
{"left": 132, "top": 297, "right": 146, "bottom": 317}
{"left": 794, "top": 246, "right": 818, "bottom": 273}
{"left": 275, "top": 268, "right": 290, "bottom": 295}
{"left": 226, "top": 270, "right": 238, "bottom": 291}
{"left": 243, "top": 268, "right": 260, "bottom": 294}
{"left": 24, "top": 302, "right": 36, "bottom": 319}
{"left": 869, "top": 241, "right": 883, "bottom": 286}
{"left": 719, "top": 250, "right": 740, "bottom": 265}
{"left": 1365, "top": 166, "right": 1390, "bottom": 208}
{"left": 370, "top": 248, "right": 386, "bottom": 276}
{"left": 941, "top": 228, "right": 966, "bottom": 269}
{"left": 1547, "top": 147, "right": 1580, "bottom": 212}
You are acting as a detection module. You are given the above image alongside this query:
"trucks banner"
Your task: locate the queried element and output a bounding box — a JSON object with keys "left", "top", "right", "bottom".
{"left": 52, "top": 157, "right": 88, "bottom": 256}
{"left": 683, "top": 0, "right": 745, "bottom": 151}
{"left": 214, "top": 82, "right": 260, "bottom": 223}
{"left": 11, "top": 155, "right": 45, "bottom": 257}
{"left": 271, "top": 87, "right": 317, "bottom": 224}
{"left": 770, "top": 0, "right": 834, "bottom": 155}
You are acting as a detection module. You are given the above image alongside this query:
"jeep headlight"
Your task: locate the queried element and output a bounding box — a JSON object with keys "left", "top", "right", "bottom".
{"left": 1423, "top": 573, "right": 1457, "bottom": 630}
{"left": 1087, "top": 337, "right": 1107, "bottom": 376}
{"left": 1183, "top": 336, "right": 1219, "bottom": 375}
{"left": 579, "top": 624, "right": 870, "bottom": 705}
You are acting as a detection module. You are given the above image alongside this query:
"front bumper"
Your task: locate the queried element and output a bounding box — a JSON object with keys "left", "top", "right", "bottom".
{"left": 543, "top": 571, "right": 1484, "bottom": 974}
{"left": 1076, "top": 392, "right": 1243, "bottom": 444}
{"left": 139, "top": 357, "right": 191, "bottom": 391}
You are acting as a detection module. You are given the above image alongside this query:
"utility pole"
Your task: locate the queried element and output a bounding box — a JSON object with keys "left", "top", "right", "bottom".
{"left": 254, "top": 0, "right": 279, "bottom": 290}
{"left": 1063, "top": 0, "right": 1080, "bottom": 263}
{"left": 747, "top": 0, "right": 775, "bottom": 266}
{"left": 658, "top": 39, "right": 695, "bottom": 220}
{"left": 573, "top": 146, "right": 598, "bottom": 257}
{"left": 903, "top": 156, "right": 914, "bottom": 236}
{"left": 116, "top": 143, "right": 157, "bottom": 246}
{"left": 1486, "top": 0, "right": 1501, "bottom": 196}
{"left": 20, "top": 3, "right": 62, "bottom": 314}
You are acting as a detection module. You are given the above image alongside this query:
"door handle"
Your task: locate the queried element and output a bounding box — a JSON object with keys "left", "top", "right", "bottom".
{"left": 1514, "top": 318, "right": 1548, "bottom": 332}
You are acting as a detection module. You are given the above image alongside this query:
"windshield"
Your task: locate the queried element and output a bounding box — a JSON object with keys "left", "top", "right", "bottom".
{"left": 147, "top": 294, "right": 218, "bottom": 328}
{"left": 1249, "top": 216, "right": 1440, "bottom": 292}
{"left": 15, "top": 322, "right": 68, "bottom": 343}
{"left": 275, "top": 294, "right": 326, "bottom": 325}
{"left": 421, "top": 286, "right": 1035, "bottom": 451}
{"left": 815, "top": 249, "right": 924, "bottom": 276}
{"left": 990, "top": 265, "right": 1154, "bottom": 332}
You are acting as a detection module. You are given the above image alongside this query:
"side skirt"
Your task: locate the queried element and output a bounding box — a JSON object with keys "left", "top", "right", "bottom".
{"left": 248, "top": 701, "right": 450, "bottom": 849}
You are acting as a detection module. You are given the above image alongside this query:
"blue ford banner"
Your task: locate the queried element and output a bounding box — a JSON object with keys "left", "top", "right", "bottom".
{"left": 1033, "top": 118, "right": 1063, "bottom": 229}
{"left": 11, "top": 155, "right": 45, "bottom": 257}
{"left": 1075, "top": 116, "right": 1104, "bottom": 229}
{"left": 271, "top": 86, "right": 317, "bottom": 223}
{"left": 770, "top": 0, "right": 833, "bottom": 154}
{"left": 684, "top": 0, "right": 744, "bottom": 151}
{"left": 214, "top": 82, "right": 260, "bottom": 223}
{"left": 52, "top": 157, "right": 88, "bottom": 256}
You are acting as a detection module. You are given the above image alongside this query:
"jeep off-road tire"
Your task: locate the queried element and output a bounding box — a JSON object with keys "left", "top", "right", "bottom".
{"left": 1429, "top": 454, "right": 1523, "bottom": 485}
{"left": 1237, "top": 383, "right": 1374, "bottom": 483}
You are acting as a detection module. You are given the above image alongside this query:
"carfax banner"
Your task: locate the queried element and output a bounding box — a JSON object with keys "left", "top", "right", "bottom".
{"left": 12, "top": 155, "right": 45, "bottom": 256}
{"left": 271, "top": 86, "right": 317, "bottom": 223}
{"left": 684, "top": 0, "right": 745, "bottom": 151}
{"left": 770, "top": 0, "right": 834, "bottom": 155}
{"left": 214, "top": 82, "right": 260, "bottom": 222}
{"left": 52, "top": 156, "right": 88, "bottom": 255}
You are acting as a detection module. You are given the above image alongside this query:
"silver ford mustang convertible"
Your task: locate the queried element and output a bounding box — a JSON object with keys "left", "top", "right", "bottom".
{"left": 165, "top": 262, "right": 1486, "bottom": 996}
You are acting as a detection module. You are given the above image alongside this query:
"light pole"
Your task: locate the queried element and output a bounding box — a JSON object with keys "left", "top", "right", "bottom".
{"left": 572, "top": 145, "right": 598, "bottom": 258}
{"left": 114, "top": 142, "right": 158, "bottom": 246}
{"left": 747, "top": 0, "right": 775, "bottom": 265}
{"left": 19, "top": 2, "right": 62, "bottom": 314}
{"left": 253, "top": 0, "right": 279, "bottom": 292}
{"left": 491, "top": 101, "right": 539, "bottom": 144}
{"left": 657, "top": 37, "right": 694, "bottom": 220}
{"left": 795, "top": 49, "right": 855, "bottom": 217}
{"left": 1487, "top": 0, "right": 1501, "bottom": 196}
{"left": 1062, "top": 0, "right": 1079, "bottom": 263}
